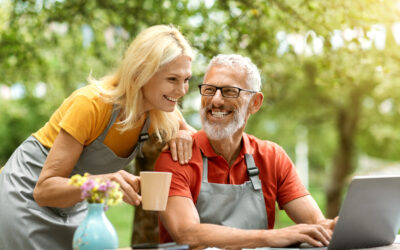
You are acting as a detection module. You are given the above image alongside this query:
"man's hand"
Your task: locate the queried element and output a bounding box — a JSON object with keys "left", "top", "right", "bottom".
{"left": 165, "top": 130, "right": 193, "bottom": 165}
{"left": 266, "top": 223, "right": 332, "bottom": 247}
{"left": 317, "top": 216, "right": 338, "bottom": 232}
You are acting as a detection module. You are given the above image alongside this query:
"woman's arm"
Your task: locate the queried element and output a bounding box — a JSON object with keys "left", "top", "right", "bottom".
{"left": 34, "top": 129, "right": 84, "bottom": 207}
{"left": 34, "top": 129, "right": 141, "bottom": 208}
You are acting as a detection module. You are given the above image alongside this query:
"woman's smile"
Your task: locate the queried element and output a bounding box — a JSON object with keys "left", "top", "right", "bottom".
{"left": 164, "top": 95, "right": 179, "bottom": 102}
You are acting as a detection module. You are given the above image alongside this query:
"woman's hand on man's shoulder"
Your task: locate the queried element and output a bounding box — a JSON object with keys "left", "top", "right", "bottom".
{"left": 165, "top": 130, "right": 194, "bottom": 165}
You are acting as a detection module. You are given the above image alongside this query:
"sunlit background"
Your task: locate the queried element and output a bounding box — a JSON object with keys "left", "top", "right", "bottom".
{"left": 2, "top": 0, "right": 400, "bottom": 246}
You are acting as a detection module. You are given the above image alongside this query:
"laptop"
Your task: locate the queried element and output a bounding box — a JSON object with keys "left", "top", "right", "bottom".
{"left": 265, "top": 175, "right": 400, "bottom": 250}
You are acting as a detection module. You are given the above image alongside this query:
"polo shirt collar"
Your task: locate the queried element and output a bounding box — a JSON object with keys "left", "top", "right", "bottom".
{"left": 242, "top": 131, "right": 255, "bottom": 155}
{"left": 195, "top": 130, "right": 255, "bottom": 158}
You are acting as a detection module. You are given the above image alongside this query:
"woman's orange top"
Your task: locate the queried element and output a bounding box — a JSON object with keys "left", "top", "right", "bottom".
{"left": 33, "top": 83, "right": 153, "bottom": 158}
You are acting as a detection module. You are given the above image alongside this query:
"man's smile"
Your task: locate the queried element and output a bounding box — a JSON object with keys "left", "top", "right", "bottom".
{"left": 210, "top": 110, "right": 231, "bottom": 118}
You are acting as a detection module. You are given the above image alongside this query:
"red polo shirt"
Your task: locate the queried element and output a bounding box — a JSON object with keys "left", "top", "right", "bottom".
{"left": 155, "top": 130, "right": 309, "bottom": 243}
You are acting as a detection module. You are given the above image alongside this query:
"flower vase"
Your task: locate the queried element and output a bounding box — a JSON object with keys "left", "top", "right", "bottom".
{"left": 73, "top": 203, "right": 118, "bottom": 250}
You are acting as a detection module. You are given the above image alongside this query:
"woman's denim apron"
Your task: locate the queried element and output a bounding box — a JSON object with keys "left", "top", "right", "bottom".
{"left": 0, "top": 107, "right": 150, "bottom": 250}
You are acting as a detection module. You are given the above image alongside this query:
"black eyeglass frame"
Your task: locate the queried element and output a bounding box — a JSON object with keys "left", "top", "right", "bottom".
{"left": 198, "top": 84, "right": 258, "bottom": 98}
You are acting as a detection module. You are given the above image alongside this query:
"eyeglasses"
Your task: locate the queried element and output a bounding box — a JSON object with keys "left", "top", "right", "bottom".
{"left": 198, "top": 84, "right": 257, "bottom": 98}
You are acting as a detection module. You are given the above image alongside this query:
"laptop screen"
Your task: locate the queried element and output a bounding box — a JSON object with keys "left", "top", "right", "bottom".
{"left": 328, "top": 175, "right": 400, "bottom": 250}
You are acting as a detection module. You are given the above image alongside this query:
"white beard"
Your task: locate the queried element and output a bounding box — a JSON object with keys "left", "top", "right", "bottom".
{"left": 200, "top": 101, "right": 249, "bottom": 140}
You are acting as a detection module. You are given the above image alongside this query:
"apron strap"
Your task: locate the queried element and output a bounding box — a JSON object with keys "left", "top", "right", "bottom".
{"left": 98, "top": 105, "right": 120, "bottom": 143}
{"left": 245, "top": 154, "right": 262, "bottom": 191}
{"left": 136, "top": 113, "right": 151, "bottom": 158}
{"left": 200, "top": 151, "right": 209, "bottom": 183}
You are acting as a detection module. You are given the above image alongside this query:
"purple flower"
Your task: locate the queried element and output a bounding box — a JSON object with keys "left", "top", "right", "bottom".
{"left": 68, "top": 173, "right": 123, "bottom": 205}
{"left": 81, "top": 179, "right": 96, "bottom": 190}
{"left": 81, "top": 191, "right": 89, "bottom": 199}
{"left": 80, "top": 179, "right": 96, "bottom": 199}
{"left": 98, "top": 183, "right": 108, "bottom": 192}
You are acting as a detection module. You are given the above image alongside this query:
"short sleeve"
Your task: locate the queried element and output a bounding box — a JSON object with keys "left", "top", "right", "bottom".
{"left": 154, "top": 151, "right": 193, "bottom": 199}
{"left": 275, "top": 145, "right": 309, "bottom": 207}
{"left": 59, "top": 95, "right": 98, "bottom": 145}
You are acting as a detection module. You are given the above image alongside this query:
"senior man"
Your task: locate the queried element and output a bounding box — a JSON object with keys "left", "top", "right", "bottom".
{"left": 154, "top": 54, "right": 335, "bottom": 249}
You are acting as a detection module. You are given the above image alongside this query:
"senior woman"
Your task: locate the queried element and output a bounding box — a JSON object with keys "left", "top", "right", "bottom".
{"left": 0, "top": 24, "right": 195, "bottom": 250}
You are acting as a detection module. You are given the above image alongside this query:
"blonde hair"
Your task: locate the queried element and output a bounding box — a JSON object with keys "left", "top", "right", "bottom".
{"left": 91, "top": 25, "right": 193, "bottom": 142}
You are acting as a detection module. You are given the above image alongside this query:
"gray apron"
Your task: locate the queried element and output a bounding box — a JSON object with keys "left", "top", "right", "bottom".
{"left": 195, "top": 153, "right": 268, "bottom": 229}
{"left": 0, "top": 107, "right": 150, "bottom": 250}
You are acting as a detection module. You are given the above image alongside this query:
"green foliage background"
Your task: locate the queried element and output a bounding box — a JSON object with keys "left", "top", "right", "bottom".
{"left": 2, "top": 0, "right": 400, "bottom": 237}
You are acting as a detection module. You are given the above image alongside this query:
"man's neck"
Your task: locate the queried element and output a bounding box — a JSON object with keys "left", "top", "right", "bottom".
{"left": 208, "top": 130, "right": 244, "bottom": 166}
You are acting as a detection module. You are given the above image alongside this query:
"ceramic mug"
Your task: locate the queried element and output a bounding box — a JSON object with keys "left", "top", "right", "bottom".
{"left": 140, "top": 171, "right": 172, "bottom": 211}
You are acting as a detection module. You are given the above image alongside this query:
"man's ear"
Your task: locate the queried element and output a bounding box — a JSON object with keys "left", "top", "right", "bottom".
{"left": 248, "top": 92, "right": 264, "bottom": 114}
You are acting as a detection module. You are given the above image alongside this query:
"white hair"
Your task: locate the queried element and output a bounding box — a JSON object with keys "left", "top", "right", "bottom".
{"left": 206, "top": 54, "right": 261, "bottom": 91}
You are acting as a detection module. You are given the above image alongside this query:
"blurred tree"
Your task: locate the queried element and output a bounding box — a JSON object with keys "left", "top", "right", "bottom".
{"left": 245, "top": 0, "right": 400, "bottom": 217}
{"left": 2, "top": 0, "right": 400, "bottom": 243}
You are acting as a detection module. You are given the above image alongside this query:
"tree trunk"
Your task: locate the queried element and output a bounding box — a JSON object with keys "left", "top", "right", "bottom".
{"left": 326, "top": 107, "right": 359, "bottom": 218}
{"left": 131, "top": 138, "right": 165, "bottom": 244}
